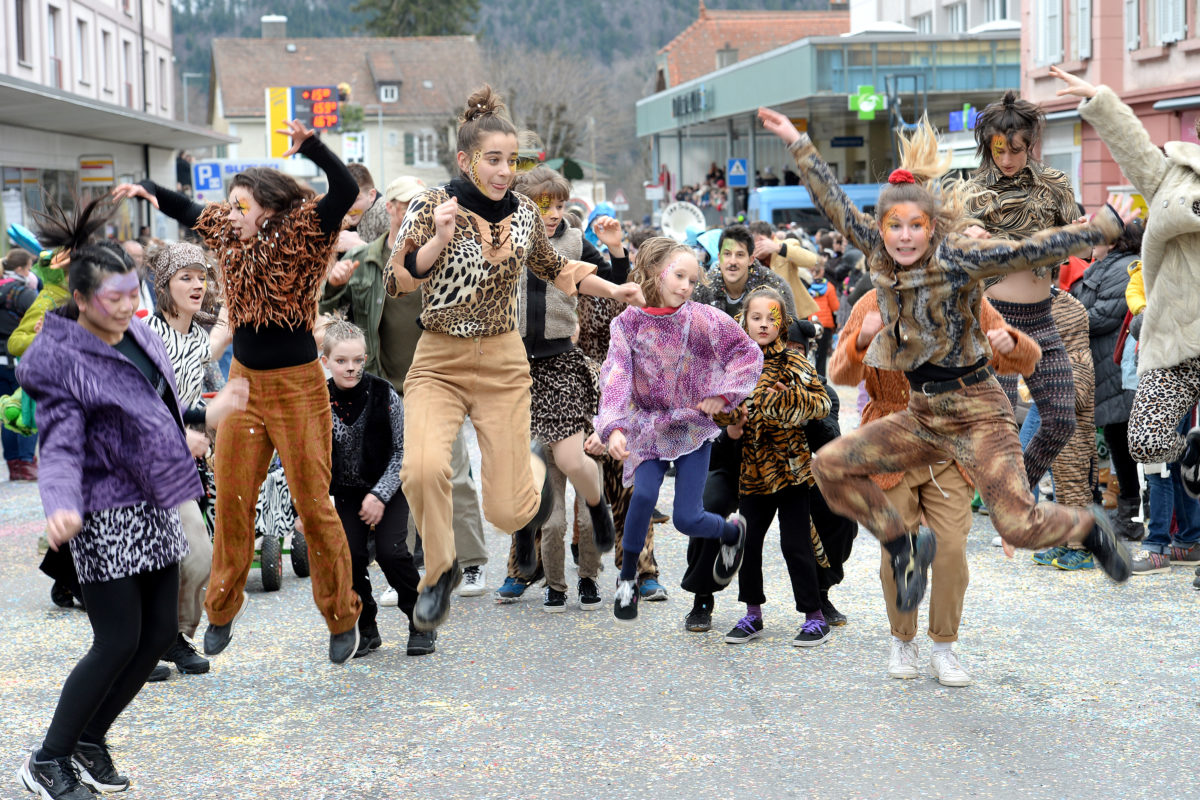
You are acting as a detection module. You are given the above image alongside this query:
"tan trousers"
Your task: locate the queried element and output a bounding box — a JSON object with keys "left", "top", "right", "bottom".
{"left": 402, "top": 331, "right": 539, "bottom": 589}
{"left": 177, "top": 499, "right": 211, "bottom": 639}
{"left": 207, "top": 359, "right": 360, "bottom": 635}
{"left": 405, "top": 422, "right": 488, "bottom": 567}
{"left": 879, "top": 461, "right": 971, "bottom": 643}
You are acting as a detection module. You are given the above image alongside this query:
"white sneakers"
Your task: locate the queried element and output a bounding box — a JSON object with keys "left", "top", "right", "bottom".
{"left": 379, "top": 587, "right": 399, "bottom": 606}
{"left": 458, "top": 565, "right": 487, "bottom": 597}
{"left": 888, "top": 639, "right": 920, "bottom": 679}
{"left": 888, "top": 639, "right": 972, "bottom": 686}
{"left": 929, "top": 649, "right": 972, "bottom": 687}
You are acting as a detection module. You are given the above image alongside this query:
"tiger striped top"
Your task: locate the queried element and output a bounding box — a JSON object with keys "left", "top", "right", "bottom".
{"left": 967, "top": 161, "right": 1079, "bottom": 279}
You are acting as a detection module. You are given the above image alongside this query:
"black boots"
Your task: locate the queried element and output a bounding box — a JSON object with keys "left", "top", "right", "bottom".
{"left": 587, "top": 495, "right": 617, "bottom": 552}
{"left": 885, "top": 530, "right": 936, "bottom": 613}
{"left": 413, "top": 561, "right": 463, "bottom": 632}
{"left": 512, "top": 440, "right": 554, "bottom": 579}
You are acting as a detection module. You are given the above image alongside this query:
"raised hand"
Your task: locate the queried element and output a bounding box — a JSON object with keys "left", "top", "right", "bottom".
{"left": 591, "top": 216, "right": 624, "bottom": 251}
{"left": 1049, "top": 65, "right": 1098, "bottom": 100}
{"left": 753, "top": 237, "right": 782, "bottom": 261}
{"left": 327, "top": 259, "right": 360, "bottom": 287}
{"left": 111, "top": 183, "right": 160, "bottom": 209}
{"left": 757, "top": 107, "right": 802, "bottom": 145}
{"left": 433, "top": 197, "right": 459, "bottom": 245}
{"left": 277, "top": 119, "right": 316, "bottom": 158}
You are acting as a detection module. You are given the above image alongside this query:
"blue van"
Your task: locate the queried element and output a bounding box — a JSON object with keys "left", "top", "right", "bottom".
{"left": 748, "top": 184, "right": 886, "bottom": 232}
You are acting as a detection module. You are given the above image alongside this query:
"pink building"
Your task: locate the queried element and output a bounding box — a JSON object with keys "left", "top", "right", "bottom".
{"left": 1022, "top": 0, "right": 1200, "bottom": 209}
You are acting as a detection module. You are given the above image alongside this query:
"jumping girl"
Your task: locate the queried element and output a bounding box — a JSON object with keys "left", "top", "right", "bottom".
{"left": 757, "top": 107, "right": 1131, "bottom": 611}
{"left": 594, "top": 237, "right": 763, "bottom": 624}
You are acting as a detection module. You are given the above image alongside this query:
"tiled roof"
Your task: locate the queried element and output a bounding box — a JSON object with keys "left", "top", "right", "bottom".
{"left": 659, "top": 3, "right": 850, "bottom": 86}
{"left": 212, "top": 35, "right": 483, "bottom": 118}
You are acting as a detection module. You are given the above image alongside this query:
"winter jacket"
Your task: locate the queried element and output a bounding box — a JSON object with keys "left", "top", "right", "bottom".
{"left": 17, "top": 312, "right": 202, "bottom": 518}
{"left": 320, "top": 232, "right": 394, "bottom": 378}
{"left": 7, "top": 283, "right": 70, "bottom": 358}
{"left": 1078, "top": 86, "right": 1200, "bottom": 374}
{"left": 808, "top": 278, "right": 839, "bottom": 329}
{"left": 1070, "top": 251, "right": 1138, "bottom": 426}
{"left": 765, "top": 239, "right": 820, "bottom": 319}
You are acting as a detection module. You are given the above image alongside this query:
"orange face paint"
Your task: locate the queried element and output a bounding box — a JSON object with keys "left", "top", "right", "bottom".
{"left": 991, "top": 134, "right": 1008, "bottom": 160}
{"left": 534, "top": 194, "right": 553, "bottom": 215}
{"left": 767, "top": 302, "right": 784, "bottom": 331}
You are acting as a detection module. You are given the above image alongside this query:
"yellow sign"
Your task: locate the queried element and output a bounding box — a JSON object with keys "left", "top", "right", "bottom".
{"left": 266, "top": 86, "right": 292, "bottom": 159}
{"left": 790, "top": 118, "right": 809, "bottom": 133}
{"left": 78, "top": 155, "right": 116, "bottom": 185}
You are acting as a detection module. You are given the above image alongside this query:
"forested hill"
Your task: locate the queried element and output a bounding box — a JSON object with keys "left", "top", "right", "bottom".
{"left": 172, "top": 0, "right": 829, "bottom": 77}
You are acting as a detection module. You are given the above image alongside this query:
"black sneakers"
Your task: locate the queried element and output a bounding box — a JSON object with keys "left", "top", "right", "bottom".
{"left": 713, "top": 513, "right": 747, "bottom": 586}
{"left": 406, "top": 629, "right": 437, "bottom": 656}
{"left": 613, "top": 579, "right": 638, "bottom": 624}
{"left": 578, "top": 577, "right": 602, "bottom": 610}
{"left": 886, "top": 530, "right": 936, "bottom": 613}
{"left": 353, "top": 627, "right": 382, "bottom": 659}
{"left": 146, "top": 663, "right": 171, "bottom": 682}
{"left": 163, "top": 633, "right": 210, "bottom": 675}
{"left": 543, "top": 587, "right": 567, "bottom": 613}
{"left": 20, "top": 751, "right": 94, "bottom": 800}
{"left": 1083, "top": 505, "right": 1133, "bottom": 582}
{"left": 413, "top": 561, "right": 463, "bottom": 632}
{"left": 684, "top": 594, "right": 714, "bottom": 632}
{"left": 820, "top": 592, "right": 847, "bottom": 627}
{"left": 72, "top": 741, "right": 130, "bottom": 794}
{"left": 203, "top": 591, "right": 247, "bottom": 656}
{"left": 1181, "top": 427, "right": 1200, "bottom": 499}
{"left": 587, "top": 496, "right": 617, "bottom": 553}
{"left": 329, "top": 615, "right": 361, "bottom": 664}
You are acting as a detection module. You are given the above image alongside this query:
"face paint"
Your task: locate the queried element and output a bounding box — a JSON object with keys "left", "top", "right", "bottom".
{"left": 881, "top": 208, "right": 930, "bottom": 231}
{"left": 99, "top": 271, "right": 140, "bottom": 294}
{"left": 469, "top": 151, "right": 486, "bottom": 194}
{"left": 535, "top": 194, "right": 553, "bottom": 215}
{"left": 990, "top": 134, "right": 1007, "bottom": 160}
{"left": 768, "top": 303, "right": 784, "bottom": 331}
{"left": 233, "top": 198, "right": 250, "bottom": 215}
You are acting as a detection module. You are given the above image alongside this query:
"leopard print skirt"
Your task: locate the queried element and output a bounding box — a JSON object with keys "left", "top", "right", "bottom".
{"left": 71, "top": 503, "right": 189, "bottom": 584}
{"left": 529, "top": 346, "right": 600, "bottom": 444}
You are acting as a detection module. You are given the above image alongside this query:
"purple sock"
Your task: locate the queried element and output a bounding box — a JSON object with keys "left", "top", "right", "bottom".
{"left": 746, "top": 604, "right": 762, "bottom": 621}
{"left": 805, "top": 609, "right": 826, "bottom": 624}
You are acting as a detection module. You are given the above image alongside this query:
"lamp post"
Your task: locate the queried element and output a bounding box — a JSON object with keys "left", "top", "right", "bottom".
{"left": 182, "top": 72, "right": 205, "bottom": 125}
{"left": 364, "top": 103, "right": 385, "bottom": 186}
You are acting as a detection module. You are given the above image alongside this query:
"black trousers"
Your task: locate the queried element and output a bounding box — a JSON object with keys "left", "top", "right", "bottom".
{"left": 737, "top": 485, "right": 820, "bottom": 613}
{"left": 811, "top": 483, "right": 858, "bottom": 592}
{"left": 41, "top": 563, "right": 179, "bottom": 758}
{"left": 334, "top": 490, "right": 420, "bottom": 636}
{"left": 1104, "top": 421, "right": 1141, "bottom": 503}
{"left": 813, "top": 329, "right": 834, "bottom": 378}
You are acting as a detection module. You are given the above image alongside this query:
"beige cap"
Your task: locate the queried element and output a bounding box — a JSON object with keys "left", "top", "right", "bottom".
{"left": 385, "top": 176, "right": 426, "bottom": 203}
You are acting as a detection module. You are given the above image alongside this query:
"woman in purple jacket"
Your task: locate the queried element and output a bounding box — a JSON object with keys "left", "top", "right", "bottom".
{"left": 16, "top": 200, "right": 244, "bottom": 800}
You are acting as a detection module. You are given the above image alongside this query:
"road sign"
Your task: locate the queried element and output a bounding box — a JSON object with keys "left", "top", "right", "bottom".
{"left": 343, "top": 131, "right": 366, "bottom": 163}
{"left": 644, "top": 183, "right": 664, "bottom": 202}
{"left": 727, "top": 158, "right": 748, "bottom": 188}
{"left": 611, "top": 189, "right": 629, "bottom": 212}
{"left": 830, "top": 136, "right": 864, "bottom": 148}
{"left": 192, "top": 159, "right": 285, "bottom": 202}
{"left": 848, "top": 85, "right": 885, "bottom": 120}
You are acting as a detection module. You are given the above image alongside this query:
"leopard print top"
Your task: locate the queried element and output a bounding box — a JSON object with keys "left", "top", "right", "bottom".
{"left": 384, "top": 188, "right": 594, "bottom": 338}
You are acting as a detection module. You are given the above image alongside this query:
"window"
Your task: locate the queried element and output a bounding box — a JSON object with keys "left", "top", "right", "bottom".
{"left": 985, "top": 0, "right": 1009, "bottom": 21}
{"left": 123, "top": 40, "right": 135, "bottom": 107}
{"left": 379, "top": 84, "right": 398, "bottom": 103}
{"left": 913, "top": 13, "right": 932, "bottom": 34}
{"left": 946, "top": 3, "right": 968, "bottom": 33}
{"left": 158, "top": 57, "right": 168, "bottom": 109}
{"left": 76, "top": 20, "right": 90, "bottom": 84}
{"left": 404, "top": 129, "right": 439, "bottom": 168}
{"left": 715, "top": 46, "right": 738, "bottom": 69}
{"left": 1073, "top": 0, "right": 1092, "bottom": 59}
{"left": 47, "top": 7, "right": 63, "bottom": 88}
{"left": 102, "top": 31, "right": 113, "bottom": 91}
{"left": 1125, "top": 0, "right": 1140, "bottom": 48}
{"left": 387, "top": 130, "right": 399, "bottom": 148}
{"left": 1035, "top": 0, "right": 1064, "bottom": 64}
{"left": 1154, "top": 0, "right": 1186, "bottom": 43}
{"left": 16, "top": 0, "right": 31, "bottom": 63}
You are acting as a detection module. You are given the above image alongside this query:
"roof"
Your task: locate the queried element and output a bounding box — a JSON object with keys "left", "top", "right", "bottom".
{"left": 211, "top": 36, "right": 484, "bottom": 118}
{"left": 658, "top": 2, "right": 850, "bottom": 87}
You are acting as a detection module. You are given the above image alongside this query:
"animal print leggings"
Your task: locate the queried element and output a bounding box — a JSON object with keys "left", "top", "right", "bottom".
{"left": 1128, "top": 355, "right": 1200, "bottom": 464}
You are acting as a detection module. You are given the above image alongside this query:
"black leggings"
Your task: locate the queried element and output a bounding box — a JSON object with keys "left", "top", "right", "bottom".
{"left": 40, "top": 563, "right": 179, "bottom": 758}
{"left": 1104, "top": 421, "right": 1141, "bottom": 503}
{"left": 334, "top": 490, "right": 419, "bottom": 635}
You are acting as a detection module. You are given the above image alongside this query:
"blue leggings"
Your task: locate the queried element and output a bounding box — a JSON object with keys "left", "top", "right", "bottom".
{"left": 621, "top": 441, "right": 735, "bottom": 580}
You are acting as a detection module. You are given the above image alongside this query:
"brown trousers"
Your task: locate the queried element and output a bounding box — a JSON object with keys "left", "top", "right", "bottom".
{"left": 813, "top": 376, "right": 1093, "bottom": 551}
{"left": 207, "top": 359, "right": 360, "bottom": 634}
{"left": 403, "top": 331, "right": 540, "bottom": 590}
{"left": 880, "top": 461, "right": 971, "bottom": 643}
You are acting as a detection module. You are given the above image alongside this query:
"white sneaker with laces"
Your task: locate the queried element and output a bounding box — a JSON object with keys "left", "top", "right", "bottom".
{"left": 458, "top": 565, "right": 487, "bottom": 596}
{"left": 990, "top": 535, "right": 1003, "bottom": 548}
{"left": 379, "top": 587, "right": 399, "bottom": 607}
{"left": 887, "top": 639, "right": 919, "bottom": 679}
{"left": 930, "top": 648, "right": 971, "bottom": 687}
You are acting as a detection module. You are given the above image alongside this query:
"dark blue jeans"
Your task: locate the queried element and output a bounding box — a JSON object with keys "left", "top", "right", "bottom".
{"left": 622, "top": 441, "right": 733, "bottom": 580}
{"left": 1145, "top": 416, "right": 1200, "bottom": 552}
{"left": 0, "top": 365, "right": 37, "bottom": 462}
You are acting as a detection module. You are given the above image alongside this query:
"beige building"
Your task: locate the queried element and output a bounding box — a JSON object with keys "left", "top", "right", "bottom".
{"left": 208, "top": 17, "right": 485, "bottom": 191}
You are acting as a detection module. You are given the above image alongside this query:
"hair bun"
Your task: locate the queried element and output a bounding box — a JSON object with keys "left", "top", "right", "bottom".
{"left": 1002, "top": 90, "right": 1018, "bottom": 108}
{"left": 462, "top": 85, "right": 505, "bottom": 123}
{"left": 888, "top": 169, "right": 916, "bottom": 185}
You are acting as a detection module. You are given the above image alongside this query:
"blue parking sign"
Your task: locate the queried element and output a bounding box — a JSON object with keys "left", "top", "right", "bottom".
{"left": 193, "top": 162, "right": 222, "bottom": 193}
{"left": 727, "top": 158, "right": 748, "bottom": 188}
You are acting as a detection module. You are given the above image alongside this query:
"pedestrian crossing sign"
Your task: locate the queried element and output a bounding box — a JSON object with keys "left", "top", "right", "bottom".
{"left": 727, "top": 158, "right": 748, "bottom": 187}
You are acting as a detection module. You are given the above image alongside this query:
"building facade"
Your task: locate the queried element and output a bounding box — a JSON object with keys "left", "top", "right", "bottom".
{"left": 850, "top": 0, "right": 1018, "bottom": 33}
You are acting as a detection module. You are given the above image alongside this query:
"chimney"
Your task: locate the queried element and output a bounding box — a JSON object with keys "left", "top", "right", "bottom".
{"left": 261, "top": 15, "right": 287, "bottom": 39}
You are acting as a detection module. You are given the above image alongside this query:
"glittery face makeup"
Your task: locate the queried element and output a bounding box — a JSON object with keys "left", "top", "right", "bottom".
{"left": 989, "top": 132, "right": 1029, "bottom": 177}
{"left": 87, "top": 270, "right": 140, "bottom": 323}
{"left": 468, "top": 150, "right": 485, "bottom": 193}
{"left": 880, "top": 202, "right": 933, "bottom": 267}
{"left": 534, "top": 194, "right": 553, "bottom": 215}
{"left": 657, "top": 253, "right": 700, "bottom": 308}
{"left": 745, "top": 296, "right": 783, "bottom": 346}
{"left": 461, "top": 132, "right": 520, "bottom": 201}
{"left": 227, "top": 186, "right": 272, "bottom": 242}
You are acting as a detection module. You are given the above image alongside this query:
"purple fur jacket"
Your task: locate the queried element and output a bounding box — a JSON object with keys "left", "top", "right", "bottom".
{"left": 17, "top": 311, "right": 202, "bottom": 518}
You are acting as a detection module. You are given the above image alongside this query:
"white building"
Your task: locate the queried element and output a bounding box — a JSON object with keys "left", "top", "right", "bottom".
{"left": 850, "top": 0, "right": 1017, "bottom": 33}
{"left": 1, "top": 0, "right": 231, "bottom": 245}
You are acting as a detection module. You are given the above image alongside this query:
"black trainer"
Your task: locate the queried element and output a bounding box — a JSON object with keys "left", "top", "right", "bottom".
{"left": 650, "top": 507, "right": 670, "bottom": 525}
{"left": 146, "top": 663, "right": 170, "bottom": 682}
{"left": 20, "top": 751, "right": 94, "bottom": 800}
{"left": 543, "top": 587, "right": 567, "bottom": 613}
{"left": 203, "top": 591, "right": 247, "bottom": 656}
{"left": 587, "top": 496, "right": 617, "bottom": 552}
{"left": 412, "top": 561, "right": 463, "bottom": 631}
{"left": 50, "top": 580, "right": 75, "bottom": 609}
{"left": 887, "top": 530, "right": 936, "bottom": 613}
{"left": 1083, "top": 505, "right": 1133, "bottom": 582}
{"left": 406, "top": 629, "right": 437, "bottom": 656}
{"left": 613, "top": 578, "right": 638, "bottom": 625}
{"left": 163, "top": 633, "right": 210, "bottom": 675}
{"left": 1181, "top": 427, "right": 1200, "bottom": 499}
{"left": 578, "top": 577, "right": 602, "bottom": 610}
{"left": 329, "top": 616, "right": 361, "bottom": 665}
{"left": 820, "top": 592, "right": 847, "bottom": 627}
{"left": 511, "top": 441, "right": 554, "bottom": 579}
{"left": 713, "top": 513, "right": 747, "bottom": 586}
{"left": 72, "top": 741, "right": 130, "bottom": 794}
{"left": 353, "top": 626, "right": 382, "bottom": 658}
{"left": 684, "top": 594, "right": 714, "bottom": 632}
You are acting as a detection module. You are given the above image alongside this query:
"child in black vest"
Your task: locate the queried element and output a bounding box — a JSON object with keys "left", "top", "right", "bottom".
{"left": 323, "top": 321, "right": 432, "bottom": 657}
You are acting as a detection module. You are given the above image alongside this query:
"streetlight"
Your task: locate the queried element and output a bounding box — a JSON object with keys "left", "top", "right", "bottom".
{"left": 182, "top": 72, "right": 205, "bottom": 125}
{"left": 364, "top": 103, "right": 385, "bottom": 186}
